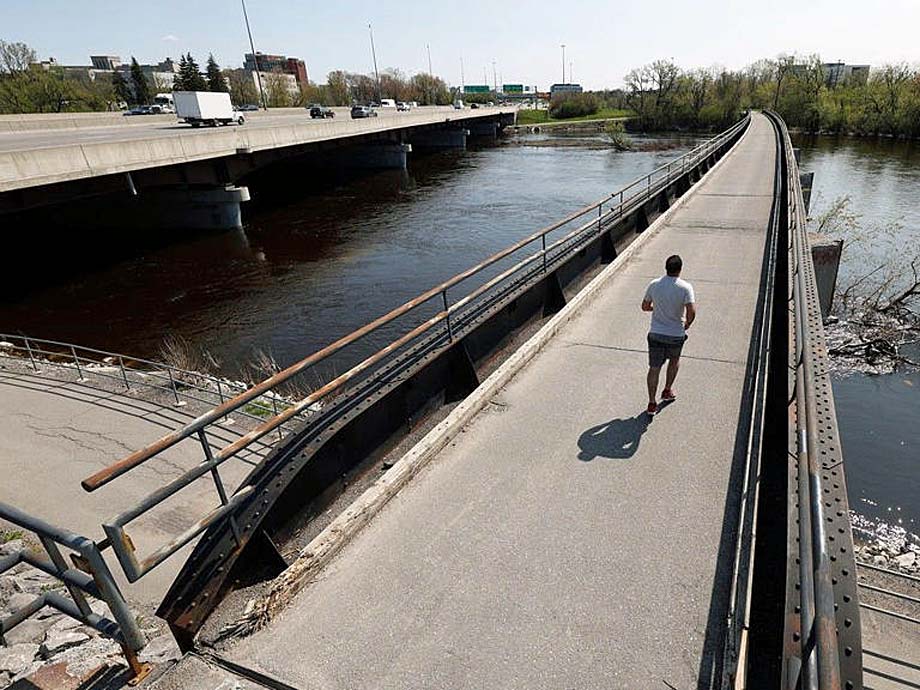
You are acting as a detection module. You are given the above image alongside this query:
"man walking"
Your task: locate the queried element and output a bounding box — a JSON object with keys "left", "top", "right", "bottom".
{"left": 641, "top": 254, "right": 696, "bottom": 416}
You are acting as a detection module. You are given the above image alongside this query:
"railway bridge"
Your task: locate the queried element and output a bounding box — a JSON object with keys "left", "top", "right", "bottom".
{"left": 2, "top": 112, "right": 916, "bottom": 689}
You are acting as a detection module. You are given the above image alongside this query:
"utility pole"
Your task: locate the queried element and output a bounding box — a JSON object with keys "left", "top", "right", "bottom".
{"left": 426, "top": 43, "right": 433, "bottom": 105}
{"left": 368, "top": 23, "right": 381, "bottom": 104}
{"left": 561, "top": 43, "right": 566, "bottom": 84}
{"left": 570, "top": 61, "right": 573, "bottom": 83}
{"left": 492, "top": 60, "right": 497, "bottom": 94}
{"left": 241, "top": 0, "right": 267, "bottom": 110}
{"left": 460, "top": 55, "right": 465, "bottom": 91}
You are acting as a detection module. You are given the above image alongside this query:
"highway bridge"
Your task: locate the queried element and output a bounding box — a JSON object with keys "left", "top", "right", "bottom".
{"left": 0, "top": 105, "right": 515, "bottom": 230}
{"left": 2, "top": 111, "right": 917, "bottom": 689}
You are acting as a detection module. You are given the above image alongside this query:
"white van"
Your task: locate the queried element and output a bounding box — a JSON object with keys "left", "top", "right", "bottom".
{"left": 380, "top": 99, "right": 397, "bottom": 108}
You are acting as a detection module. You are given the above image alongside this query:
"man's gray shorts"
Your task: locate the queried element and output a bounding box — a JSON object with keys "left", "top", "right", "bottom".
{"left": 647, "top": 333, "right": 687, "bottom": 368}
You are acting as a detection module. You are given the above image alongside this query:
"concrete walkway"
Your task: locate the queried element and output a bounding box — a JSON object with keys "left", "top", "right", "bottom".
{"left": 225, "top": 114, "right": 778, "bottom": 688}
{"left": 0, "top": 369, "right": 262, "bottom": 610}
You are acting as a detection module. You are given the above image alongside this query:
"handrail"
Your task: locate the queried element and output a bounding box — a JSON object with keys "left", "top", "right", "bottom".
{"left": 770, "top": 110, "right": 843, "bottom": 689}
{"left": 0, "top": 332, "right": 282, "bottom": 427}
{"left": 79, "top": 114, "right": 751, "bottom": 584}
{"left": 82, "top": 114, "right": 749, "bottom": 495}
{"left": 0, "top": 501, "right": 150, "bottom": 683}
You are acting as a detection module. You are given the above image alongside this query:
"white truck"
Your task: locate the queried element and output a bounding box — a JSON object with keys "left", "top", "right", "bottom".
{"left": 174, "top": 91, "right": 244, "bottom": 127}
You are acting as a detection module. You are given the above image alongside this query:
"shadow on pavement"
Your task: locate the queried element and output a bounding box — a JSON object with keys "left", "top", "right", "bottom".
{"left": 576, "top": 408, "right": 661, "bottom": 461}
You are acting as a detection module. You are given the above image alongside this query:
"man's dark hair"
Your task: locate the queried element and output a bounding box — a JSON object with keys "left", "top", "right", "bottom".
{"left": 665, "top": 254, "right": 683, "bottom": 276}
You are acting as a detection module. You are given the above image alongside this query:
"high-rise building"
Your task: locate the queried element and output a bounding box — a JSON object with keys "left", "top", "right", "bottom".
{"left": 244, "top": 52, "right": 308, "bottom": 86}
{"left": 823, "top": 62, "right": 871, "bottom": 87}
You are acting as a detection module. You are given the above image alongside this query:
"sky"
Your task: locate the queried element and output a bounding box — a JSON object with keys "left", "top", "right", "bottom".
{"left": 2, "top": 0, "right": 918, "bottom": 90}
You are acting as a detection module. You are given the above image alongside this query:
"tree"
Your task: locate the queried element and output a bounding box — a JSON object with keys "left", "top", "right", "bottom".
{"left": 326, "top": 70, "right": 350, "bottom": 105}
{"left": 112, "top": 70, "right": 132, "bottom": 105}
{"left": 206, "top": 54, "right": 227, "bottom": 92}
{"left": 129, "top": 57, "right": 150, "bottom": 104}
{"left": 264, "top": 71, "right": 293, "bottom": 107}
{"left": 176, "top": 52, "right": 206, "bottom": 92}
{"left": 225, "top": 68, "right": 259, "bottom": 106}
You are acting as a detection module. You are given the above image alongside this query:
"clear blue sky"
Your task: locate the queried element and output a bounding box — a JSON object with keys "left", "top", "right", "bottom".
{"left": 2, "top": 0, "right": 917, "bottom": 89}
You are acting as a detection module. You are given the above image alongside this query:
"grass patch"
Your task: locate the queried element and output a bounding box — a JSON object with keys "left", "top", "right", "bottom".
{"left": 516, "top": 108, "right": 633, "bottom": 125}
{"left": 1, "top": 529, "right": 24, "bottom": 543}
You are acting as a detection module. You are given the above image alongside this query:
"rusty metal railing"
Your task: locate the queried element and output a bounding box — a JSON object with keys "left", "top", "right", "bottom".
{"left": 772, "top": 110, "right": 848, "bottom": 689}
{"left": 0, "top": 502, "right": 150, "bottom": 683}
{"left": 78, "top": 115, "right": 751, "bottom": 585}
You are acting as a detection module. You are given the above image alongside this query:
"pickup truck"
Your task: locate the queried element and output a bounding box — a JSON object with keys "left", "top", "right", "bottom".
{"left": 309, "top": 104, "right": 335, "bottom": 119}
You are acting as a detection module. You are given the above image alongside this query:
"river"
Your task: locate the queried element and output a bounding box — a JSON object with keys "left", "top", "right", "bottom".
{"left": 795, "top": 133, "right": 920, "bottom": 545}
{"left": 2, "top": 129, "right": 916, "bottom": 543}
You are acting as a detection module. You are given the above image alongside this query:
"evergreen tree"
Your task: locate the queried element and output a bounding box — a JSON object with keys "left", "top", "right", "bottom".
{"left": 129, "top": 57, "right": 150, "bottom": 104}
{"left": 173, "top": 54, "right": 188, "bottom": 91}
{"left": 112, "top": 70, "right": 132, "bottom": 105}
{"left": 179, "top": 53, "right": 207, "bottom": 91}
{"left": 206, "top": 54, "right": 228, "bottom": 92}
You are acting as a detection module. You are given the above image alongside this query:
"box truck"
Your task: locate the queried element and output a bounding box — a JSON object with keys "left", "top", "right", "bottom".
{"left": 174, "top": 91, "right": 245, "bottom": 127}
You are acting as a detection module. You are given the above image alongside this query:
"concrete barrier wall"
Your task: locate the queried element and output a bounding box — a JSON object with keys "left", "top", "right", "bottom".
{"left": 0, "top": 108, "right": 516, "bottom": 192}
{"left": 0, "top": 106, "right": 464, "bottom": 133}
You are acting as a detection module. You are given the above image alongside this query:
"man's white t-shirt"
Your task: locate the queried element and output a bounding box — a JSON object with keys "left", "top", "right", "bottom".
{"left": 644, "top": 275, "right": 695, "bottom": 338}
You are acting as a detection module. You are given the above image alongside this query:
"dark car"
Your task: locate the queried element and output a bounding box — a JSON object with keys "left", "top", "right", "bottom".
{"left": 238, "top": 104, "right": 259, "bottom": 112}
{"left": 350, "top": 105, "right": 378, "bottom": 119}
{"left": 309, "top": 104, "right": 335, "bottom": 119}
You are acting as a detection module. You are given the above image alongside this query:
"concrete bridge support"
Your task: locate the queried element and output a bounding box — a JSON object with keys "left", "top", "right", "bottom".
{"left": 467, "top": 121, "right": 499, "bottom": 141}
{"left": 409, "top": 128, "right": 469, "bottom": 150}
{"left": 143, "top": 185, "right": 251, "bottom": 230}
{"left": 336, "top": 142, "right": 412, "bottom": 170}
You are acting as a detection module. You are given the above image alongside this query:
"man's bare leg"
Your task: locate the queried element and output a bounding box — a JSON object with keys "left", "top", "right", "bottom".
{"left": 647, "top": 366, "right": 661, "bottom": 404}
{"left": 665, "top": 356, "right": 680, "bottom": 390}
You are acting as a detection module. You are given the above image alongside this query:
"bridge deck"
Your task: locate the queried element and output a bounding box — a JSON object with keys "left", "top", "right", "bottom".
{"left": 225, "top": 114, "right": 778, "bottom": 688}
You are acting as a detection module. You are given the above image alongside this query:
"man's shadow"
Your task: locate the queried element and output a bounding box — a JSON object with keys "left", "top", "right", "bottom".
{"left": 577, "top": 403, "right": 671, "bottom": 461}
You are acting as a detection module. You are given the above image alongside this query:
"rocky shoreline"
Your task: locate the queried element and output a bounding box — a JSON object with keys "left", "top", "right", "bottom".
{"left": 0, "top": 536, "right": 179, "bottom": 688}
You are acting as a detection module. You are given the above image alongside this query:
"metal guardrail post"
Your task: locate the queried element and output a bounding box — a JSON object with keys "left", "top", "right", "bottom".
{"left": 23, "top": 337, "right": 39, "bottom": 372}
{"left": 118, "top": 356, "right": 130, "bottom": 390}
{"left": 167, "top": 367, "right": 182, "bottom": 405}
{"left": 442, "top": 290, "right": 453, "bottom": 341}
{"left": 197, "top": 429, "right": 242, "bottom": 547}
{"left": 70, "top": 345, "right": 86, "bottom": 382}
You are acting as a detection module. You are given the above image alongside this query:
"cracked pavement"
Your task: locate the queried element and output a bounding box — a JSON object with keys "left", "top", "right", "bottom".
{"left": 0, "top": 373, "right": 254, "bottom": 612}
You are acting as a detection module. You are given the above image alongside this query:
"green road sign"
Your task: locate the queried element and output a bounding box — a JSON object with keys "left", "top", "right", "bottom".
{"left": 502, "top": 84, "right": 524, "bottom": 93}
{"left": 463, "top": 85, "right": 490, "bottom": 94}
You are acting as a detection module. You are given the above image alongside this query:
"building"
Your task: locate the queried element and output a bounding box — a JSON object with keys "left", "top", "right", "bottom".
{"left": 250, "top": 70, "right": 300, "bottom": 99}
{"left": 32, "top": 55, "right": 179, "bottom": 92}
{"left": 90, "top": 55, "right": 121, "bottom": 70}
{"left": 243, "top": 52, "right": 308, "bottom": 86}
{"left": 823, "top": 62, "right": 871, "bottom": 87}
{"left": 549, "top": 83, "right": 583, "bottom": 97}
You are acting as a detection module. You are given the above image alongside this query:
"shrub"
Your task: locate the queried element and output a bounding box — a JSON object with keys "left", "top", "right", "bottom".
{"left": 548, "top": 93, "right": 599, "bottom": 119}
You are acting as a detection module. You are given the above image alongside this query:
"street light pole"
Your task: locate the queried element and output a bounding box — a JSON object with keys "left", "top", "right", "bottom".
{"left": 492, "top": 59, "right": 497, "bottom": 94}
{"left": 561, "top": 44, "right": 566, "bottom": 84}
{"left": 368, "top": 23, "right": 381, "bottom": 103}
{"left": 460, "top": 55, "right": 465, "bottom": 91}
{"left": 241, "top": 0, "right": 267, "bottom": 110}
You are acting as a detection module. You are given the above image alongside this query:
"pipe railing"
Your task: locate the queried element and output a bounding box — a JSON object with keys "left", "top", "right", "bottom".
{"left": 772, "top": 110, "right": 844, "bottom": 689}
{"left": 0, "top": 333, "right": 284, "bottom": 432}
{"left": 78, "top": 114, "right": 750, "bottom": 585}
{"left": 0, "top": 502, "right": 150, "bottom": 683}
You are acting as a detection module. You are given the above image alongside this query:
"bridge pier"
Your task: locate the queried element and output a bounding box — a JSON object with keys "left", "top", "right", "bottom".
{"left": 336, "top": 142, "right": 412, "bottom": 170}
{"left": 467, "top": 121, "right": 499, "bottom": 141}
{"left": 409, "top": 128, "right": 469, "bottom": 150}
